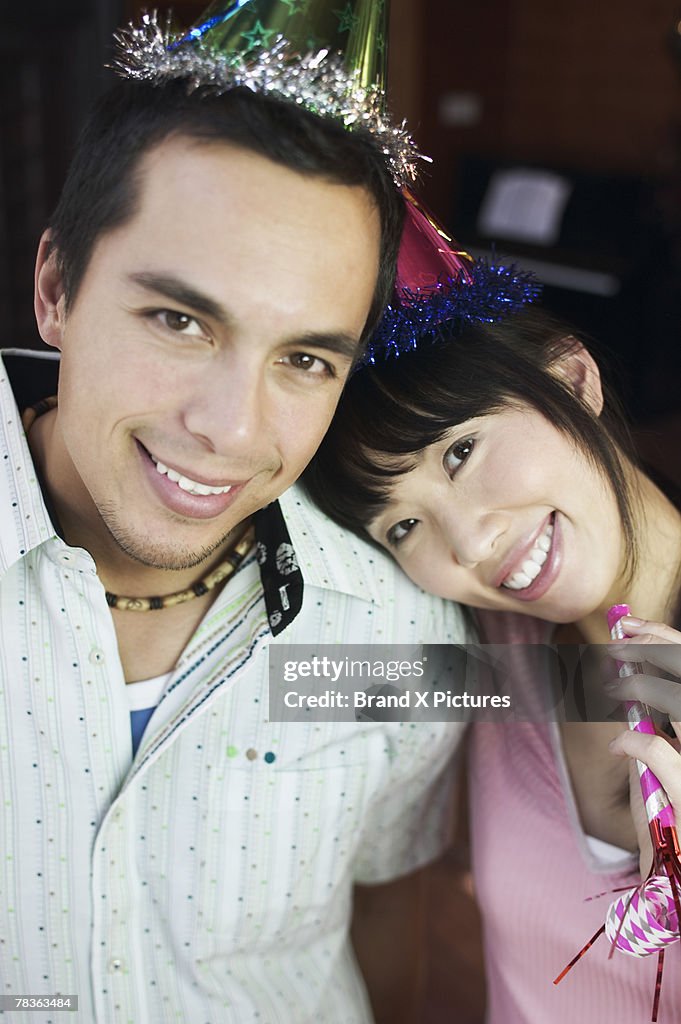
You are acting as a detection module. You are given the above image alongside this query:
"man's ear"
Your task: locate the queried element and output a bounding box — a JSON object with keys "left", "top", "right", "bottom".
{"left": 549, "top": 338, "right": 604, "bottom": 416}
{"left": 34, "top": 231, "right": 67, "bottom": 351}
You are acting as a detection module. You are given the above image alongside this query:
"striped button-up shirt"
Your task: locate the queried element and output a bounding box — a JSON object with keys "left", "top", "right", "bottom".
{"left": 0, "top": 351, "right": 469, "bottom": 1023}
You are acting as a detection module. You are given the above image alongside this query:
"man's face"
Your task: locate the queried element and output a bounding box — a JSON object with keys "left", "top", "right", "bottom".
{"left": 38, "top": 136, "right": 380, "bottom": 570}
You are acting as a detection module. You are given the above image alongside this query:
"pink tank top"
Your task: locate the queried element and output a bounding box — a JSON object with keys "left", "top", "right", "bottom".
{"left": 469, "top": 611, "right": 681, "bottom": 1023}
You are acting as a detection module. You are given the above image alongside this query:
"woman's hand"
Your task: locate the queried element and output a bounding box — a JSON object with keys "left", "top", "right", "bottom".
{"left": 606, "top": 617, "right": 681, "bottom": 874}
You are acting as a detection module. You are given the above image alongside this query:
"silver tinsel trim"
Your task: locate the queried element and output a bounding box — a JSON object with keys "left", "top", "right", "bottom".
{"left": 112, "top": 12, "right": 424, "bottom": 187}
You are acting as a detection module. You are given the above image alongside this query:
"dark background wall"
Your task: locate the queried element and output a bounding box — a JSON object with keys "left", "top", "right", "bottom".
{"left": 417, "top": 0, "right": 681, "bottom": 211}
{"left": 1, "top": 0, "right": 122, "bottom": 347}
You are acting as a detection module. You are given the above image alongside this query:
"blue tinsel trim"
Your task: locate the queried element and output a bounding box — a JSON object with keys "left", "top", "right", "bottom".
{"left": 361, "top": 258, "right": 542, "bottom": 366}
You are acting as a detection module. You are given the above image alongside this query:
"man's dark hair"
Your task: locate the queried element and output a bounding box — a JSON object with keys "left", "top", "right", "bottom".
{"left": 48, "top": 79, "right": 405, "bottom": 348}
{"left": 304, "top": 309, "right": 640, "bottom": 576}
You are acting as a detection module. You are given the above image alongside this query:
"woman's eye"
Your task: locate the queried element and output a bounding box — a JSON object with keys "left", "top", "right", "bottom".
{"left": 155, "top": 310, "right": 207, "bottom": 338}
{"left": 283, "top": 353, "right": 334, "bottom": 377}
{"left": 443, "top": 437, "right": 475, "bottom": 478}
{"left": 386, "top": 518, "right": 419, "bottom": 547}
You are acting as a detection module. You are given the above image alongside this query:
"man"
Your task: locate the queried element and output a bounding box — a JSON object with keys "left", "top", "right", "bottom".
{"left": 0, "top": 66, "right": 467, "bottom": 1024}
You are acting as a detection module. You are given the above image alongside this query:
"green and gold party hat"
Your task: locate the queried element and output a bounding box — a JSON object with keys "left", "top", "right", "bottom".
{"left": 114, "top": 0, "right": 419, "bottom": 185}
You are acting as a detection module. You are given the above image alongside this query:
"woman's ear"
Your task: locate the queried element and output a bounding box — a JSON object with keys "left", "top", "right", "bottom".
{"left": 549, "top": 338, "right": 604, "bottom": 416}
{"left": 34, "top": 231, "right": 67, "bottom": 351}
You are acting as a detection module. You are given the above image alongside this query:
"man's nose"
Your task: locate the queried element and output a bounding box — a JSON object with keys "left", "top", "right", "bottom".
{"left": 183, "top": 356, "right": 267, "bottom": 458}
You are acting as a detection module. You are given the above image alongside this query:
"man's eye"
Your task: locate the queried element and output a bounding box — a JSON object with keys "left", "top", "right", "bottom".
{"left": 443, "top": 437, "right": 474, "bottom": 478}
{"left": 284, "top": 353, "right": 334, "bottom": 377}
{"left": 155, "top": 310, "right": 207, "bottom": 338}
{"left": 386, "top": 518, "right": 419, "bottom": 547}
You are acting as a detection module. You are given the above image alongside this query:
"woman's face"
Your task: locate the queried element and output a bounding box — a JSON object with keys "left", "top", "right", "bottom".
{"left": 366, "top": 403, "right": 625, "bottom": 623}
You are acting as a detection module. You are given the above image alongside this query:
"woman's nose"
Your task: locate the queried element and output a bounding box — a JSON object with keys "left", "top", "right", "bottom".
{"left": 439, "top": 507, "right": 507, "bottom": 570}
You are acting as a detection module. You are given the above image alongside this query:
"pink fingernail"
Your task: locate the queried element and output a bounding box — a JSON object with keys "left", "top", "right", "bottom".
{"left": 621, "top": 615, "right": 644, "bottom": 627}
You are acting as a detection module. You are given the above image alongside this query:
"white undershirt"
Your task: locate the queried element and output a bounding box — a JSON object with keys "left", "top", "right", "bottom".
{"left": 125, "top": 673, "right": 170, "bottom": 711}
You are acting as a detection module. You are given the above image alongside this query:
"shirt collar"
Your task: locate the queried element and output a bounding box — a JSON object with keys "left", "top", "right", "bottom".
{"left": 0, "top": 350, "right": 60, "bottom": 575}
{"left": 278, "top": 483, "right": 385, "bottom": 606}
{"left": 250, "top": 482, "right": 385, "bottom": 636}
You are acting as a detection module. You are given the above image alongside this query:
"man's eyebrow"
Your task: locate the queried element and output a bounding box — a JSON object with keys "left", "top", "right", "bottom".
{"left": 128, "top": 272, "right": 232, "bottom": 324}
{"left": 288, "top": 331, "right": 359, "bottom": 361}
{"left": 128, "top": 272, "right": 360, "bottom": 359}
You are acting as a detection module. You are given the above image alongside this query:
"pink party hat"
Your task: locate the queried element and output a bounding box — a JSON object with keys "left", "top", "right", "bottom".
{"left": 362, "top": 189, "right": 541, "bottom": 364}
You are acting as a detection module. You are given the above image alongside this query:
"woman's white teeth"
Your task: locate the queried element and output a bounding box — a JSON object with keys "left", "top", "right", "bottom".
{"left": 151, "top": 457, "right": 231, "bottom": 496}
{"left": 503, "top": 522, "right": 553, "bottom": 591}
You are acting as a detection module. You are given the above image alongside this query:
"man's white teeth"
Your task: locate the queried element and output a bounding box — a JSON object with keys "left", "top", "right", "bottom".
{"left": 503, "top": 522, "right": 553, "bottom": 591}
{"left": 151, "top": 457, "right": 232, "bottom": 496}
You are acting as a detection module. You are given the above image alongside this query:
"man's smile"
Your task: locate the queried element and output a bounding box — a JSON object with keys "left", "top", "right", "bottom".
{"left": 148, "top": 451, "right": 235, "bottom": 495}
{"left": 136, "top": 440, "right": 248, "bottom": 520}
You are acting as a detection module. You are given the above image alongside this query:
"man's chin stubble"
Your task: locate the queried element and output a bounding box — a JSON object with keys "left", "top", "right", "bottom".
{"left": 98, "top": 503, "right": 237, "bottom": 572}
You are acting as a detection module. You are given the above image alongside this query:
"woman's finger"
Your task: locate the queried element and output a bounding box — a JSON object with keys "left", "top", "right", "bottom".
{"left": 608, "top": 638, "right": 681, "bottom": 678}
{"left": 609, "top": 729, "right": 681, "bottom": 812}
{"left": 618, "top": 617, "right": 681, "bottom": 642}
{"left": 604, "top": 672, "right": 681, "bottom": 726}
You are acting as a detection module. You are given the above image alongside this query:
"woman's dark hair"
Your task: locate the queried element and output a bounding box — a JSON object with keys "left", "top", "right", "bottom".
{"left": 48, "top": 79, "right": 404, "bottom": 347}
{"left": 305, "top": 309, "right": 640, "bottom": 573}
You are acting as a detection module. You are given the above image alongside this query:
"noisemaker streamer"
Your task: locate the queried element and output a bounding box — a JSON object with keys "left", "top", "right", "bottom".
{"left": 554, "top": 604, "right": 681, "bottom": 1022}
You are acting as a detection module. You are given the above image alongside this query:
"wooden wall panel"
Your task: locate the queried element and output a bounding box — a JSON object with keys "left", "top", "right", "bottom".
{"left": 418, "top": 0, "right": 681, "bottom": 215}
{"left": 503, "top": 1, "right": 680, "bottom": 166}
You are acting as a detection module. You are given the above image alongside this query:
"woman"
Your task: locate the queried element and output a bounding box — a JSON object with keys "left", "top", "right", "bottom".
{"left": 304, "top": 307, "right": 681, "bottom": 1022}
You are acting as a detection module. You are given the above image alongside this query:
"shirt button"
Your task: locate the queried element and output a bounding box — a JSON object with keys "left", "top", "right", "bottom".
{"left": 89, "top": 648, "right": 105, "bottom": 666}
{"left": 108, "top": 957, "right": 124, "bottom": 972}
{"left": 58, "top": 551, "right": 73, "bottom": 565}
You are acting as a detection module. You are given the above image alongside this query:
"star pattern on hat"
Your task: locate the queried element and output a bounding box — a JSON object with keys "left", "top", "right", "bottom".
{"left": 334, "top": 3, "right": 359, "bottom": 34}
{"left": 113, "top": 6, "right": 424, "bottom": 187}
{"left": 279, "top": 0, "right": 310, "bottom": 14}
{"left": 241, "top": 19, "right": 276, "bottom": 51}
